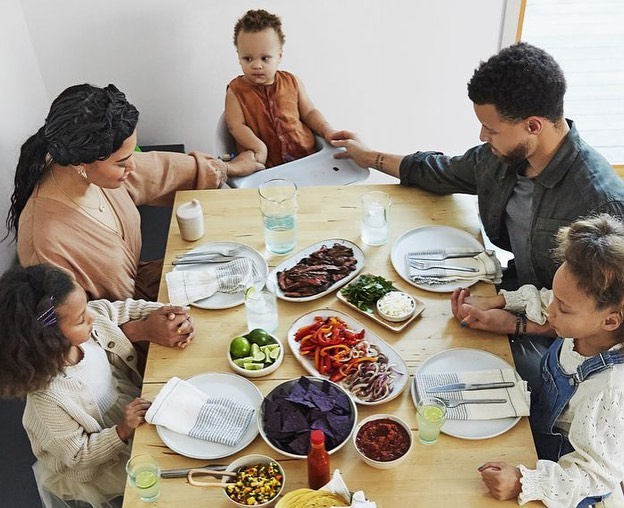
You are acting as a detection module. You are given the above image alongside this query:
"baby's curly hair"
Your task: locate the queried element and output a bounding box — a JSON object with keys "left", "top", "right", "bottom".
{"left": 554, "top": 214, "right": 624, "bottom": 311}
{"left": 233, "top": 9, "right": 285, "bottom": 47}
{"left": 467, "top": 42, "right": 566, "bottom": 123}
{"left": 0, "top": 264, "right": 76, "bottom": 399}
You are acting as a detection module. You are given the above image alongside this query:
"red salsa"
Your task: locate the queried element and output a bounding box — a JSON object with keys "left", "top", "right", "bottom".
{"left": 355, "top": 418, "right": 410, "bottom": 462}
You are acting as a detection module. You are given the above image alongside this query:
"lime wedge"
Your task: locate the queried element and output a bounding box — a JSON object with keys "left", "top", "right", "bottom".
{"left": 250, "top": 343, "right": 265, "bottom": 362}
{"left": 135, "top": 470, "right": 157, "bottom": 489}
{"left": 244, "top": 286, "right": 257, "bottom": 299}
{"left": 269, "top": 347, "right": 281, "bottom": 360}
{"left": 266, "top": 344, "right": 280, "bottom": 351}
{"left": 260, "top": 346, "right": 273, "bottom": 363}
{"left": 243, "top": 362, "right": 265, "bottom": 371}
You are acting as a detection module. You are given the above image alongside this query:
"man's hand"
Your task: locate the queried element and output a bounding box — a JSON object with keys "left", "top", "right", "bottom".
{"left": 451, "top": 288, "right": 505, "bottom": 323}
{"left": 329, "top": 130, "right": 370, "bottom": 166}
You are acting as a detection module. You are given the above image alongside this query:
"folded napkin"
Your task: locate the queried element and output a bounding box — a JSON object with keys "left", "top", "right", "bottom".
{"left": 145, "top": 376, "right": 255, "bottom": 447}
{"left": 414, "top": 368, "right": 530, "bottom": 420}
{"left": 322, "top": 470, "right": 377, "bottom": 508}
{"left": 166, "top": 258, "right": 262, "bottom": 305}
{"left": 408, "top": 251, "right": 502, "bottom": 286}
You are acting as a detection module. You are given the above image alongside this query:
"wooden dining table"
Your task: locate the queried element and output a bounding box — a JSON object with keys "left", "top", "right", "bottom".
{"left": 123, "top": 183, "right": 540, "bottom": 507}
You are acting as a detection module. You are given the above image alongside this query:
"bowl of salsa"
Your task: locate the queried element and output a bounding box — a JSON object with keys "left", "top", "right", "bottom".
{"left": 353, "top": 414, "right": 413, "bottom": 469}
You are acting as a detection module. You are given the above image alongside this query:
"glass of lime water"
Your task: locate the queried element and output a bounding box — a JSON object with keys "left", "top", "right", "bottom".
{"left": 126, "top": 454, "right": 160, "bottom": 502}
{"left": 245, "top": 281, "right": 279, "bottom": 333}
{"left": 416, "top": 397, "right": 447, "bottom": 445}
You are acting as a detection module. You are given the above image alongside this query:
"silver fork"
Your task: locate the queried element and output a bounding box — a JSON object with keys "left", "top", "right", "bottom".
{"left": 410, "top": 259, "right": 478, "bottom": 272}
{"left": 175, "top": 246, "right": 244, "bottom": 260}
{"left": 440, "top": 398, "right": 507, "bottom": 408}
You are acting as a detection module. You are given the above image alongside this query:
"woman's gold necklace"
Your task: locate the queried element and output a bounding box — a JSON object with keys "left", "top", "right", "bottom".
{"left": 50, "top": 168, "right": 121, "bottom": 234}
{"left": 50, "top": 168, "right": 106, "bottom": 213}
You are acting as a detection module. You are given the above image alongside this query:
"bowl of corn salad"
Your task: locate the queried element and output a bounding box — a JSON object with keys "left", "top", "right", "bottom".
{"left": 222, "top": 454, "right": 285, "bottom": 507}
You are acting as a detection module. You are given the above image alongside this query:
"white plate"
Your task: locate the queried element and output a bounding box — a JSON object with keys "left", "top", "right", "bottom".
{"left": 390, "top": 225, "right": 484, "bottom": 293}
{"left": 268, "top": 239, "right": 365, "bottom": 302}
{"left": 287, "top": 309, "right": 409, "bottom": 405}
{"left": 173, "top": 241, "right": 268, "bottom": 309}
{"left": 156, "top": 372, "right": 263, "bottom": 459}
{"left": 411, "top": 348, "right": 521, "bottom": 440}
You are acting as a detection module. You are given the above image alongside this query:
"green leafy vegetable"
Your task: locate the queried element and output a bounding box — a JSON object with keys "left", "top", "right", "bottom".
{"left": 340, "top": 274, "right": 397, "bottom": 313}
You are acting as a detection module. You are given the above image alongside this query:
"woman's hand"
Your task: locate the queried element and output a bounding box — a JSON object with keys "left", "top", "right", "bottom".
{"left": 478, "top": 462, "right": 522, "bottom": 501}
{"left": 122, "top": 305, "right": 195, "bottom": 349}
{"left": 117, "top": 397, "right": 152, "bottom": 442}
{"left": 227, "top": 150, "right": 265, "bottom": 176}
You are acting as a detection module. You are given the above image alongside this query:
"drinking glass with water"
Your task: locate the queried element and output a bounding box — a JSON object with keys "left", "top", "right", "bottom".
{"left": 126, "top": 454, "right": 161, "bottom": 502}
{"left": 258, "top": 178, "right": 297, "bottom": 255}
{"left": 245, "top": 280, "right": 279, "bottom": 333}
{"left": 361, "top": 191, "right": 391, "bottom": 246}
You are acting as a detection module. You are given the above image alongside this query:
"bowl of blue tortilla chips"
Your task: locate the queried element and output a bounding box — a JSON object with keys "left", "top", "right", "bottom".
{"left": 258, "top": 376, "right": 358, "bottom": 459}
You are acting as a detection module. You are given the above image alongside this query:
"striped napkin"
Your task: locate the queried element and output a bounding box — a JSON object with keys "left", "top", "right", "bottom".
{"left": 414, "top": 368, "right": 530, "bottom": 420}
{"left": 145, "top": 376, "right": 255, "bottom": 446}
{"left": 166, "top": 258, "right": 261, "bottom": 305}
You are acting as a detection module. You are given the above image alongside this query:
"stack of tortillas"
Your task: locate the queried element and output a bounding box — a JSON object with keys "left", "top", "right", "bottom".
{"left": 276, "top": 488, "right": 349, "bottom": 507}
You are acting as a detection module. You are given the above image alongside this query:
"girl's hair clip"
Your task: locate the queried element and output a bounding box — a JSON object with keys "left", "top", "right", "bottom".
{"left": 37, "top": 297, "right": 57, "bottom": 327}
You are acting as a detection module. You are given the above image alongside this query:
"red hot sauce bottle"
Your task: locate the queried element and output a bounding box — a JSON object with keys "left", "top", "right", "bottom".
{"left": 307, "top": 429, "right": 331, "bottom": 489}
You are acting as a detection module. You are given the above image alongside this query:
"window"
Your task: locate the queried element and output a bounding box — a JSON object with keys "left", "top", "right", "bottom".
{"left": 520, "top": 0, "right": 624, "bottom": 168}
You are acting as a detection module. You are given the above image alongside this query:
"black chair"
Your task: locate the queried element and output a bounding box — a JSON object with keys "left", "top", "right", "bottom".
{"left": 137, "top": 144, "right": 185, "bottom": 261}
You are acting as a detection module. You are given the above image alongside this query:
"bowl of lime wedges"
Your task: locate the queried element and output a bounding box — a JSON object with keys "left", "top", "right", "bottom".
{"left": 227, "top": 328, "right": 284, "bottom": 378}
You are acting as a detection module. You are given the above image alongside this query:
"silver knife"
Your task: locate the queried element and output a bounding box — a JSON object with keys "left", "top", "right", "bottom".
{"left": 175, "top": 251, "right": 229, "bottom": 259}
{"left": 426, "top": 381, "right": 515, "bottom": 393}
{"left": 408, "top": 248, "right": 484, "bottom": 260}
{"left": 161, "top": 464, "right": 228, "bottom": 478}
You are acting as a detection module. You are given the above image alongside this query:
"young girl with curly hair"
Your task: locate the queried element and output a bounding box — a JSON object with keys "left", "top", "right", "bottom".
{"left": 0, "top": 264, "right": 166, "bottom": 507}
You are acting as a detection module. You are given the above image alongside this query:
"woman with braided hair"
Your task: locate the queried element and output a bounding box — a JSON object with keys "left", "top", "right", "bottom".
{"left": 7, "top": 83, "right": 264, "bottom": 302}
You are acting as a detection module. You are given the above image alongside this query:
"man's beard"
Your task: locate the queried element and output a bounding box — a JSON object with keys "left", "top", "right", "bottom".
{"left": 495, "top": 141, "right": 530, "bottom": 166}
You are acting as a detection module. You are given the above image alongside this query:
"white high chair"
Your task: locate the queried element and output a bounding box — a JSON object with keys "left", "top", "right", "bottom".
{"left": 214, "top": 113, "right": 369, "bottom": 189}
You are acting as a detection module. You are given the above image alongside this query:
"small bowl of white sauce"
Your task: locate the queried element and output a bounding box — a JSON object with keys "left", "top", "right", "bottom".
{"left": 376, "top": 291, "right": 416, "bottom": 322}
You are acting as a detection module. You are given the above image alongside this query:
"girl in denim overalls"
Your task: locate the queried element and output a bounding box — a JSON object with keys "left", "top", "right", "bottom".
{"left": 478, "top": 214, "right": 624, "bottom": 507}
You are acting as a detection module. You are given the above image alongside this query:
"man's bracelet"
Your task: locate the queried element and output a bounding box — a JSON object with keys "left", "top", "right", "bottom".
{"left": 513, "top": 312, "right": 527, "bottom": 339}
{"left": 375, "top": 152, "right": 385, "bottom": 171}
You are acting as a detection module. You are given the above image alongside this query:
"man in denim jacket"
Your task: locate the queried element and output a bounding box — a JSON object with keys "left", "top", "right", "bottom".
{"left": 332, "top": 42, "right": 624, "bottom": 291}
{"left": 330, "top": 42, "right": 624, "bottom": 387}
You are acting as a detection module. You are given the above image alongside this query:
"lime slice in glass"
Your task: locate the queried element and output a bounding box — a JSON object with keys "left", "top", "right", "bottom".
{"left": 422, "top": 405, "right": 445, "bottom": 422}
{"left": 135, "top": 470, "right": 157, "bottom": 489}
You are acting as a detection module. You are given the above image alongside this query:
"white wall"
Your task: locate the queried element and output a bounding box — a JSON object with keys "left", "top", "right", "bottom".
{"left": 19, "top": 0, "right": 513, "bottom": 155}
{"left": 1, "top": 0, "right": 521, "bottom": 272}
{"left": 0, "top": 0, "right": 49, "bottom": 269}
